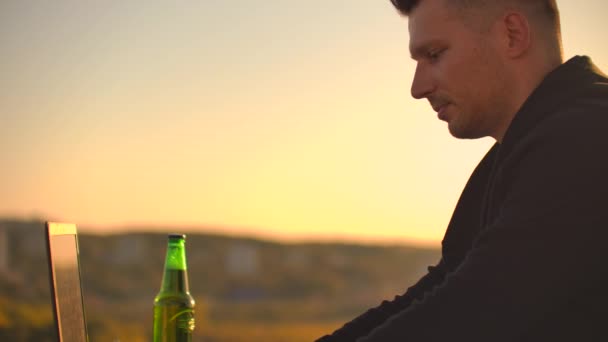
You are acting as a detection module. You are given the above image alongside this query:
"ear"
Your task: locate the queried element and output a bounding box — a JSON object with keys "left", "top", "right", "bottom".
{"left": 501, "top": 11, "right": 531, "bottom": 58}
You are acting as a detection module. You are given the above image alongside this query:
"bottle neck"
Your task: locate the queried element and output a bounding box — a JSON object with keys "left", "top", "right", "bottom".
{"left": 160, "top": 237, "right": 190, "bottom": 293}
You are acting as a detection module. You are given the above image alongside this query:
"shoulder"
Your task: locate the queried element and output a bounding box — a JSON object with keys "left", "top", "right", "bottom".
{"left": 500, "top": 84, "right": 608, "bottom": 176}
{"left": 527, "top": 81, "right": 608, "bottom": 145}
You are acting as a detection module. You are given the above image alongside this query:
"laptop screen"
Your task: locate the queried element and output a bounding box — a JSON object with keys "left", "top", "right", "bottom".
{"left": 45, "top": 222, "right": 89, "bottom": 342}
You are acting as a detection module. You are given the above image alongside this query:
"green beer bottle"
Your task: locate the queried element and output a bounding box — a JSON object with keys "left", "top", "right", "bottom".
{"left": 153, "top": 234, "right": 196, "bottom": 342}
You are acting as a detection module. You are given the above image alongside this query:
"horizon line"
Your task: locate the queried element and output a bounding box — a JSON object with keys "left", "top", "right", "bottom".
{"left": 0, "top": 215, "right": 441, "bottom": 249}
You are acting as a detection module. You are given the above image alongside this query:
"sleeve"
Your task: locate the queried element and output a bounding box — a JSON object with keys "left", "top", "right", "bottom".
{"left": 316, "top": 144, "right": 499, "bottom": 342}
{"left": 356, "top": 117, "right": 608, "bottom": 341}
{"left": 315, "top": 260, "right": 448, "bottom": 342}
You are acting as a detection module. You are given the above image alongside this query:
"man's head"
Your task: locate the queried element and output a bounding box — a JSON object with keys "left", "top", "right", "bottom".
{"left": 393, "top": 0, "right": 563, "bottom": 141}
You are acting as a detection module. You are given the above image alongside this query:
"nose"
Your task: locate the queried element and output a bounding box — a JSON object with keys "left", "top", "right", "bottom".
{"left": 410, "top": 62, "right": 434, "bottom": 99}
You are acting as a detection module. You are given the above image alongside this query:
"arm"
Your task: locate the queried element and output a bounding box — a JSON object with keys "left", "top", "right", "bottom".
{"left": 357, "top": 116, "right": 608, "bottom": 341}
{"left": 317, "top": 145, "right": 499, "bottom": 342}
{"left": 316, "top": 260, "right": 448, "bottom": 342}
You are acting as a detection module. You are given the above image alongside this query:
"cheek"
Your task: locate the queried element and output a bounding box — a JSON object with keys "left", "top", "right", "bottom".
{"left": 434, "top": 45, "right": 496, "bottom": 104}
{"left": 459, "top": 58, "right": 498, "bottom": 107}
{"left": 436, "top": 62, "right": 479, "bottom": 103}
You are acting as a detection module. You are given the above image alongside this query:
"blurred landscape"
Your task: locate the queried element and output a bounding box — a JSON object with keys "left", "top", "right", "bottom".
{"left": 0, "top": 218, "right": 439, "bottom": 341}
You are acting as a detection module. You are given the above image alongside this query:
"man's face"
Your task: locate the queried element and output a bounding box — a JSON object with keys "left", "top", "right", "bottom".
{"left": 408, "top": 0, "right": 509, "bottom": 139}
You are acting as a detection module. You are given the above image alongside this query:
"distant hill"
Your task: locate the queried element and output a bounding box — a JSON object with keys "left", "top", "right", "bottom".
{"left": 0, "top": 218, "right": 440, "bottom": 342}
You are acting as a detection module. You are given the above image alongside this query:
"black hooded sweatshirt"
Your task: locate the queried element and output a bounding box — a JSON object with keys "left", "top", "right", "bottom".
{"left": 318, "top": 56, "right": 608, "bottom": 342}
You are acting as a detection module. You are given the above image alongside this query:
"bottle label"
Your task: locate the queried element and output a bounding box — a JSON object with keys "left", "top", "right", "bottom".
{"left": 171, "top": 308, "right": 195, "bottom": 333}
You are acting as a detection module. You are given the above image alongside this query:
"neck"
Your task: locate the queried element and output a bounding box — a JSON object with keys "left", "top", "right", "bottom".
{"left": 161, "top": 267, "right": 190, "bottom": 293}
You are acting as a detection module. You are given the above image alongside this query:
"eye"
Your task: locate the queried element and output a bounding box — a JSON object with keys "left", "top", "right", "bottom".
{"left": 427, "top": 49, "right": 445, "bottom": 63}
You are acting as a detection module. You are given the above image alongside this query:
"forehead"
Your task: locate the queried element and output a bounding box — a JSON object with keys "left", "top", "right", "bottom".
{"left": 407, "top": 0, "right": 464, "bottom": 56}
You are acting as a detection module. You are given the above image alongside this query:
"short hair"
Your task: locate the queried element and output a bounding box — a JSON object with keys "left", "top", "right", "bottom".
{"left": 390, "top": 0, "right": 558, "bottom": 17}
{"left": 390, "top": 0, "right": 560, "bottom": 33}
{"left": 389, "top": 0, "right": 419, "bottom": 14}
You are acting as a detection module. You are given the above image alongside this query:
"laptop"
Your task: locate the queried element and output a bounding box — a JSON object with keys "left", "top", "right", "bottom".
{"left": 45, "top": 222, "right": 89, "bottom": 342}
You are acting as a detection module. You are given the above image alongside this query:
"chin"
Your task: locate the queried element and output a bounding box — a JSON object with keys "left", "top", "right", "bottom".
{"left": 448, "top": 123, "right": 482, "bottom": 140}
{"left": 447, "top": 123, "right": 465, "bottom": 139}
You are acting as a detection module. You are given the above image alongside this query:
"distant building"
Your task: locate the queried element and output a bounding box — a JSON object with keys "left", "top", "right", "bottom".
{"left": 0, "top": 227, "right": 8, "bottom": 273}
{"left": 108, "top": 236, "right": 145, "bottom": 265}
{"left": 284, "top": 249, "right": 311, "bottom": 270}
{"left": 225, "top": 243, "right": 259, "bottom": 277}
{"left": 22, "top": 230, "right": 46, "bottom": 259}
{"left": 327, "top": 251, "right": 350, "bottom": 269}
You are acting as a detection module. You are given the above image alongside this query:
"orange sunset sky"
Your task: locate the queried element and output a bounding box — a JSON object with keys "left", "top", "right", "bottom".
{"left": 2, "top": 1, "right": 607, "bottom": 246}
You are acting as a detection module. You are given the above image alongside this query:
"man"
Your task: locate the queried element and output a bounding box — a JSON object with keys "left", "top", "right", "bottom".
{"left": 317, "top": 0, "right": 608, "bottom": 341}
